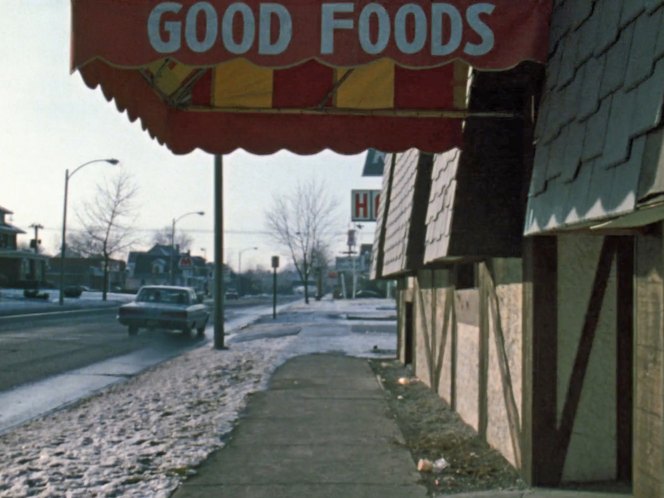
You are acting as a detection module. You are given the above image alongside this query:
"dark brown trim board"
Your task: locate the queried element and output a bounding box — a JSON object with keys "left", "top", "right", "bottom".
{"left": 522, "top": 236, "right": 558, "bottom": 485}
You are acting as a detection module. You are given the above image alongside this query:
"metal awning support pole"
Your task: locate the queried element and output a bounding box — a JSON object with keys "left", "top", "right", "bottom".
{"left": 213, "top": 154, "right": 226, "bottom": 349}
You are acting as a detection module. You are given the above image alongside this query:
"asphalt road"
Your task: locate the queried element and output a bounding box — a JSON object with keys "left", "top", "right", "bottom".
{"left": 0, "top": 308, "right": 206, "bottom": 393}
{"left": 0, "top": 297, "right": 300, "bottom": 433}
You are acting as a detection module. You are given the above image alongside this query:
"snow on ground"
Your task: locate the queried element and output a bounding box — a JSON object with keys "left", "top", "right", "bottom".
{"left": 0, "top": 336, "right": 297, "bottom": 498}
{"left": 0, "top": 298, "right": 397, "bottom": 498}
{"left": 0, "top": 289, "right": 134, "bottom": 317}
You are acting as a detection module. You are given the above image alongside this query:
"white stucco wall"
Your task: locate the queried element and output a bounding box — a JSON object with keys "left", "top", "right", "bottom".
{"left": 557, "top": 234, "right": 617, "bottom": 482}
{"left": 414, "top": 285, "right": 434, "bottom": 388}
{"left": 486, "top": 283, "right": 523, "bottom": 468}
{"left": 455, "top": 322, "right": 480, "bottom": 431}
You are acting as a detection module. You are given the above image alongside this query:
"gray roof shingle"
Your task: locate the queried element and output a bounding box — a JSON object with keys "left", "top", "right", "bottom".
{"left": 370, "top": 153, "right": 393, "bottom": 279}
{"left": 423, "top": 149, "right": 461, "bottom": 264}
{"left": 631, "top": 51, "right": 664, "bottom": 136}
{"left": 599, "top": 23, "right": 634, "bottom": 100}
{"left": 379, "top": 149, "right": 427, "bottom": 277}
{"left": 620, "top": 0, "right": 646, "bottom": 27}
{"left": 637, "top": 128, "right": 664, "bottom": 202}
{"left": 580, "top": 95, "right": 611, "bottom": 162}
{"left": 594, "top": 0, "right": 623, "bottom": 55}
{"left": 525, "top": 0, "right": 664, "bottom": 234}
{"left": 603, "top": 88, "right": 638, "bottom": 167}
{"left": 576, "top": 57, "right": 605, "bottom": 121}
{"left": 624, "top": 9, "right": 661, "bottom": 90}
{"left": 657, "top": 8, "right": 664, "bottom": 57}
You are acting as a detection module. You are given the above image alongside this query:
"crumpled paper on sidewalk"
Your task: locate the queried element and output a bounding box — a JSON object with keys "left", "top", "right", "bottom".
{"left": 417, "top": 457, "right": 449, "bottom": 473}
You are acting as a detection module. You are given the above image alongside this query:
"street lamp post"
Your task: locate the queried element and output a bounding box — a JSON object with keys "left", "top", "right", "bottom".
{"left": 170, "top": 211, "right": 205, "bottom": 285}
{"left": 237, "top": 246, "right": 258, "bottom": 295}
{"left": 59, "top": 158, "right": 119, "bottom": 305}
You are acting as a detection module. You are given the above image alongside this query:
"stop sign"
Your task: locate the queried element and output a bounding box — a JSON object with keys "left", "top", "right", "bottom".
{"left": 178, "top": 256, "right": 193, "bottom": 269}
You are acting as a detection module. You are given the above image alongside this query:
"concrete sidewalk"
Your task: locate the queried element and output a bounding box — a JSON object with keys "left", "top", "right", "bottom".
{"left": 172, "top": 354, "right": 428, "bottom": 497}
{"left": 171, "top": 352, "right": 632, "bottom": 498}
{"left": 452, "top": 490, "right": 630, "bottom": 498}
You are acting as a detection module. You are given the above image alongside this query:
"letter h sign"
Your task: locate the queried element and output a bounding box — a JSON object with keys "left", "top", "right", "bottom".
{"left": 351, "top": 190, "right": 380, "bottom": 222}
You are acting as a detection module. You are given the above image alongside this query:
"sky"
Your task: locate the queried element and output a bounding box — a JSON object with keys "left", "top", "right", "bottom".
{"left": 0, "top": 1, "right": 382, "bottom": 273}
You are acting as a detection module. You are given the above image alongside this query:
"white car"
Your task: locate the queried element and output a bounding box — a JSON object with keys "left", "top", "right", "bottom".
{"left": 117, "top": 285, "right": 209, "bottom": 337}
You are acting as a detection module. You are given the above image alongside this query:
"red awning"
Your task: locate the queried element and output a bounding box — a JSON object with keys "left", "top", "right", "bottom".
{"left": 71, "top": 0, "right": 551, "bottom": 155}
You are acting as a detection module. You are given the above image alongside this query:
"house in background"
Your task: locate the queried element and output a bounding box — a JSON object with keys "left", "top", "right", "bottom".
{"left": 126, "top": 244, "right": 209, "bottom": 292}
{"left": 126, "top": 244, "right": 175, "bottom": 290}
{"left": 47, "top": 256, "right": 126, "bottom": 291}
{"left": 0, "top": 205, "right": 49, "bottom": 286}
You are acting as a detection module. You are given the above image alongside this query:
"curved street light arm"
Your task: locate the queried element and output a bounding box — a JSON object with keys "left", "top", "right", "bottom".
{"left": 170, "top": 211, "right": 205, "bottom": 285}
{"left": 69, "top": 158, "right": 119, "bottom": 179}
{"left": 174, "top": 210, "right": 205, "bottom": 224}
{"left": 59, "top": 158, "right": 120, "bottom": 305}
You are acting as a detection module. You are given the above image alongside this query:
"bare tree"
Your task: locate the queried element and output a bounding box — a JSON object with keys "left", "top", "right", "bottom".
{"left": 265, "top": 179, "right": 338, "bottom": 304}
{"left": 151, "top": 226, "right": 193, "bottom": 252}
{"left": 69, "top": 171, "right": 139, "bottom": 300}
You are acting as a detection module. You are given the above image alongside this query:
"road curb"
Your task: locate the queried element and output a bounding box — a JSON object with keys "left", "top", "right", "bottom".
{"left": 0, "top": 304, "right": 122, "bottom": 321}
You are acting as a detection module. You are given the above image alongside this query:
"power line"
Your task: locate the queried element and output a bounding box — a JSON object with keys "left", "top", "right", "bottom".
{"left": 37, "top": 226, "right": 271, "bottom": 235}
{"left": 38, "top": 226, "right": 364, "bottom": 237}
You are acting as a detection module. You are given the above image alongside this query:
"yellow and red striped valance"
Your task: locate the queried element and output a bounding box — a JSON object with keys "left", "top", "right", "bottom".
{"left": 71, "top": 0, "right": 551, "bottom": 155}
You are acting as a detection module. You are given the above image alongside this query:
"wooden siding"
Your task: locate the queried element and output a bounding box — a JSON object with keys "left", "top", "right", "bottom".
{"left": 522, "top": 236, "right": 559, "bottom": 485}
{"left": 634, "top": 226, "right": 664, "bottom": 497}
{"left": 483, "top": 263, "right": 523, "bottom": 469}
{"left": 400, "top": 236, "right": 636, "bottom": 486}
{"left": 405, "top": 262, "right": 524, "bottom": 467}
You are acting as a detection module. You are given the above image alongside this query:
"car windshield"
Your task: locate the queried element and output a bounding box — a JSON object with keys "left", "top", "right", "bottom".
{"left": 136, "top": 288, "right": 190, "bottom": 305}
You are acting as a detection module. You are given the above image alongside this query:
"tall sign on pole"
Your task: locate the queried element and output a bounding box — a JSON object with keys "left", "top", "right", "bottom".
{"left": 362, "top": 149, "right": 386, "bottom": 177}
{"left": 351, "top": 190, "right": 380, "bottom": 222}
{"left": 345, "top": 229, "right": 358, "bottom": 299}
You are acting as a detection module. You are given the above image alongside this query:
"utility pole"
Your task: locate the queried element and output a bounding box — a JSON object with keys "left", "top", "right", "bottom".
{"left": 343, "top": 229, "right": 357, "bottom": 299}
{"left": 214, "top": 154, "right": 226, "bottom": 349}
{"left": 29, "top": 223, "right": 43, "bottom": 254}
{"left": 271, "top": 256, "right": 279, "bottom": 319}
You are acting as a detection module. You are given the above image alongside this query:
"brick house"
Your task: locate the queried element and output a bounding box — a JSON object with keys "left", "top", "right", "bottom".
{"left": 47, "top": 256, "right": 126, "bottom": 291}
{"left": 0, "top": 205, "right": 49, "bottom": 286}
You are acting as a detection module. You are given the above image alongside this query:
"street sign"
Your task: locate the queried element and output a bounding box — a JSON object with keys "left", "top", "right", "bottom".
{"left": 347, "top": 229, "right": 356, "bottom": 247}
{"left": 178, "top": 256, "right": 193, "bottom": 269}
{"left": 351, "top": 190, "right": 380, "bottom": 222}
{"left": 335, "top": 256, "right": 360, "bottom": 272}
{"left": 362, "top": 149, "right": 386, "bottom": 177}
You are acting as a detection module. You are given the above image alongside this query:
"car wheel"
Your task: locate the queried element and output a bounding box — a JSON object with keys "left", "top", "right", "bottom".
{"left": 128, "top": 325, "right": 138, "bottom": 336}
{"left": 196, "top": 324, "right": 205, "bottom": 337}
